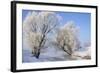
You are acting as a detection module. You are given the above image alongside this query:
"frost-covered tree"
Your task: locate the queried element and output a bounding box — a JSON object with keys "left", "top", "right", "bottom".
{"left": 56, "top": 21, "right": 80, "bottom": 56}
{"left": 23, "top": 11, "right": 59, "bottom": 58}
{"left": 84, "top": 41, "right": 91, "bottom": 48}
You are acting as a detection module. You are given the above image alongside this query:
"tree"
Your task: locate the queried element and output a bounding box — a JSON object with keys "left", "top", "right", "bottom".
{"left": 23, "top": 11, "right": 59, "bottom": 58}
{"left": 56, "top": 21, "right": 80, "bottom": 56}
{"left": 84, "top": 41, "right": 91, "bottom": 48}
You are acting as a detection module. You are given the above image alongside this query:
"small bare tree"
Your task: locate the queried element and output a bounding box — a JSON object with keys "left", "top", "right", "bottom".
{"left": 56, "top": 21, "right": 80, "bottom": 56}
{"left": 23, "top": 11, "right": 59, "bottom": 58}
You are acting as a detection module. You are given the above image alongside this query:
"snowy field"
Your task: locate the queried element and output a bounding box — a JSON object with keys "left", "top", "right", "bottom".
{"left": 22, "top": 46, "right": 91, "bottom": 63}
{"left": 22, "top": 47, "right": 73, "bottom": 63}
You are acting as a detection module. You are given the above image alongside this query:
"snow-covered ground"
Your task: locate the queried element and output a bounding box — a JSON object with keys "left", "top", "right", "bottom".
{"left": 22, "top": 46, "right": 91, "bottom": 63}
{"left": 72, "top": 47, "right": 91, "bottom": 59}
{"left": 22, "top": 47, "right": 72, "bottom": 63}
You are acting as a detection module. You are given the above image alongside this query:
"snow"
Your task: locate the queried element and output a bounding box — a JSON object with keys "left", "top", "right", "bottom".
{"left": 72, "top": 47, "right": 91, "bottom": 59}
{"left": 22, "top": 46, "right": 91, "bottom": 63}
{"left": 22, "top": 47, "right": 72, "bottom": 63}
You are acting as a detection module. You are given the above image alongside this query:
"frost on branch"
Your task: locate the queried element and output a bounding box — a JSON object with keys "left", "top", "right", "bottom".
{"left": 23, "top": 11, "right": 59, "bottom": 58}
{"left": 56, "top": 21, "right": 81, "bottom": 56}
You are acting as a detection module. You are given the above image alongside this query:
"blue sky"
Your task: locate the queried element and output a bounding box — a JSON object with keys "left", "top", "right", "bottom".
{"left": 57, "top": 11, "right": 91, "bottom": 44}
{"left": 22, "top": 10, "right": 91, "bottom": 44}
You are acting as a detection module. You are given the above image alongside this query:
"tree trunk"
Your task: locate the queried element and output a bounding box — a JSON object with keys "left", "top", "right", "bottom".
{"left": 32, "top": 47, "right": 40, "bottom": 59}
{"left": 35, "top": 48, "right": 40, "bottom": 59}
